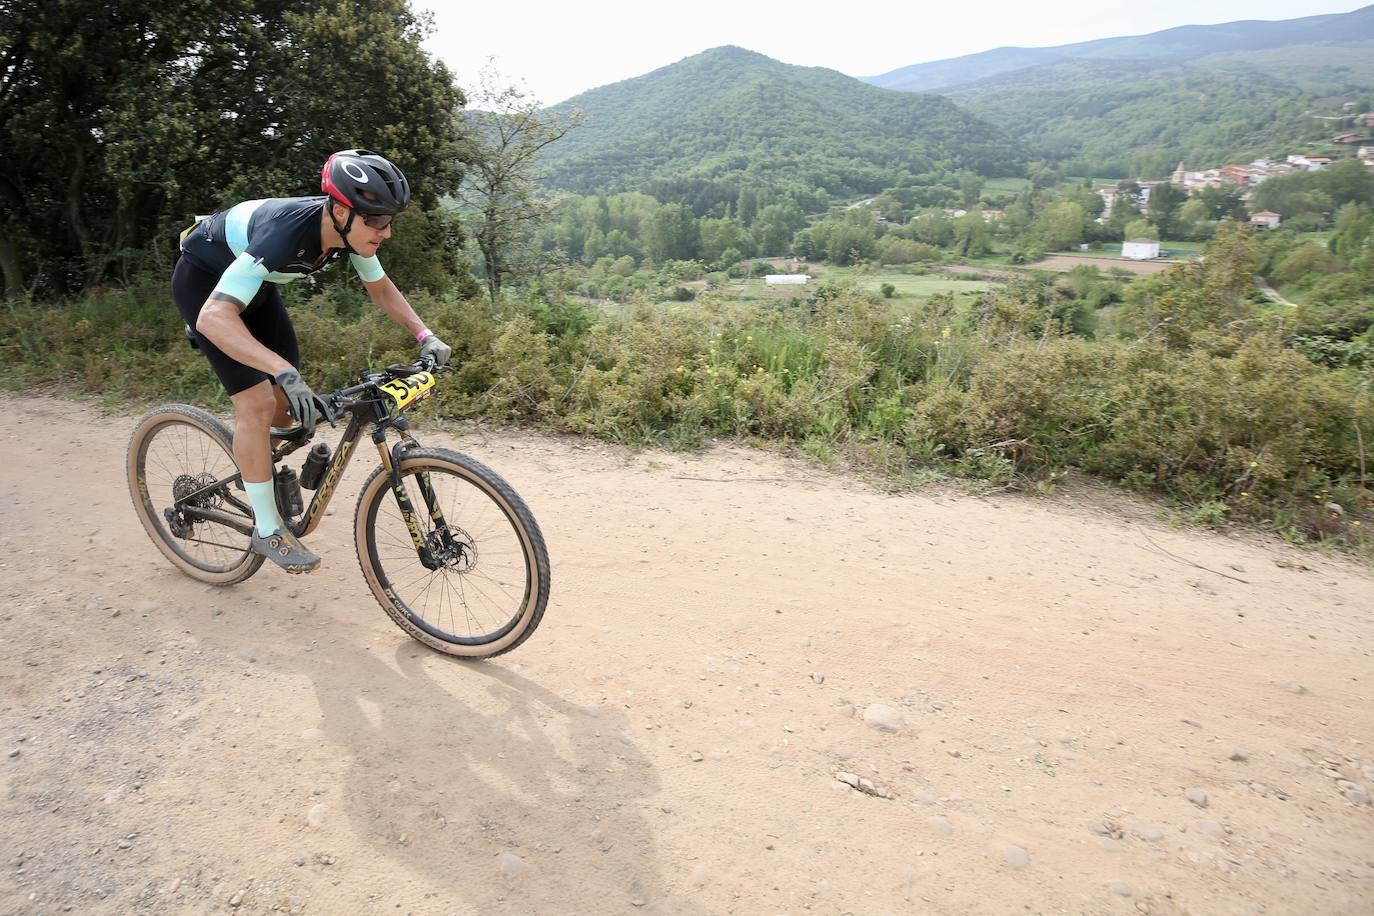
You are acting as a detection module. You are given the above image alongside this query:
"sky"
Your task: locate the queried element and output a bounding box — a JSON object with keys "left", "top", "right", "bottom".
{"left": 412, "top": 0, "right": 1370, "bottom": 106}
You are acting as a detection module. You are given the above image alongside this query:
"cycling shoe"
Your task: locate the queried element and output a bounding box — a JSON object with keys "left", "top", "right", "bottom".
{"left": 250, "top": 527, "right": 321, "bottom": 574}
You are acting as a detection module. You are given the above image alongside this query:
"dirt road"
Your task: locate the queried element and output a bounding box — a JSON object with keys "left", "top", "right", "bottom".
{"left": 2, "top": 394, "right": 1372, "bottom": 915}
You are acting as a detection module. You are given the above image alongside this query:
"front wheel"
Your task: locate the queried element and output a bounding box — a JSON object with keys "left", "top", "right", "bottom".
{"left": 354, "top": 447, "right": 550, "bottom": 658}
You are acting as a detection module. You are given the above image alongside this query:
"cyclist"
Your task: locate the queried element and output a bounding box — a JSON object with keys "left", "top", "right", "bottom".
{"left": 174, "top": 149, "right": 451, "bottom": 574}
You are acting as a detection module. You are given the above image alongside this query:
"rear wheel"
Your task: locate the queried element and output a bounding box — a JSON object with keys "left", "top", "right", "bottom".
{"left": 127, "top": 404, "right": 264, "bottom": 585}
{"left": 354, "top": 447, "right": 550, "bottom": 658}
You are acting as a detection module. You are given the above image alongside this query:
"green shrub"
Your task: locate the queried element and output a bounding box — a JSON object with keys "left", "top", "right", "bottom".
{"left": 5, "top": 262, "right": 1369, "bottom": 551}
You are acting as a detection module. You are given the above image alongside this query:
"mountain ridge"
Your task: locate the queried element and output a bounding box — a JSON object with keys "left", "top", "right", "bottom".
{"left": 863, "top": 4, "right": 1374, "bottom": 93}
{"left": 539, "top": 46, "right": 1025, "bottom": 196}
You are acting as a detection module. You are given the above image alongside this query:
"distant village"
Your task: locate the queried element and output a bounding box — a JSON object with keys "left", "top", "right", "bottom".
{"left": 1100, "top": 105, "right": 1374, "bottom": 236}
{"left": 902, "top": 106, "right": 1374, "bottom": 262}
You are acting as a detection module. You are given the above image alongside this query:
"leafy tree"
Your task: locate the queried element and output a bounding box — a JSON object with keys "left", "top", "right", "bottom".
{"left": 1032, "top": 201, "right": 1088, "bottom": 250}
{"left": 752, "top": 202, "right": 804, "bottom": 256}
{"left": 1147, "top": 183, "right": 1188, "bottom": 240}
{"left": 953, "top": 211, "right": 991, "bottom": 257}
{"left": 699, "top": 217, "right": 743, "bottom": 264}
{"left": 647, "top": 203, "right": 700, "bottom": 262}
{"left": 1269, "top": 242, "right": 1346, "bottom": 288}
{"left": 910, "top": 211, "right": 955, "bottom": 247}
{"left": 1332, "top": 203, "right": 1374, "bottom": 262}
{"left": 1122, "top": 224, "right": 1259, "bottom": 348}
{"left": 1123, "top": 219, "right": 1158, "bottom": 241}
{"left": 1196, "top": 184, "right": 1246, "bottom": 221}
{"left": 958, "top": 171, "right": 985, "bottom": 208}
{"left": 0, "top": 0, "right": 464, "bottom": 299}
{"left": 457, "top": 64, "right": 578, "bottom": 300}
{"left": 1318, "top": 159, "right": 1374, "bottom": 210}
{"left": 1250, "top": 172, "right": 1335, "bottom": 223}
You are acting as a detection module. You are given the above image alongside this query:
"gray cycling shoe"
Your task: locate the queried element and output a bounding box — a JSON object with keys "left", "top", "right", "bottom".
{"left": 250, "top": 527, "right": 321, "bottom": 574}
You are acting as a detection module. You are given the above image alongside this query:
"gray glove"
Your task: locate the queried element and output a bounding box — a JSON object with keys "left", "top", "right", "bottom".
{"left": 274, "top": 368, "right": 318, "bottom": 435}
{"left": 420, "top": 333, "right": 452, "bottom": 368}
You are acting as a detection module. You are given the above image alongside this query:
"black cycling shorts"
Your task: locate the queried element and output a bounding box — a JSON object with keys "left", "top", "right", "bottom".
{"left": 172, "top": 256, "right": 300, "bottom": 396}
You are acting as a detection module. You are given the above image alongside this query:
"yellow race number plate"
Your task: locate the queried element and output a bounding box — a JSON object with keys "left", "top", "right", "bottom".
{"left": 380, "top": 371, "right": 436, "bottom": 411}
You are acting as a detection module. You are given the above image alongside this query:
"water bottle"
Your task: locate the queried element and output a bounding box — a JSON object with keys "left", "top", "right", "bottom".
{"left": 274, "top": 466, "right": 304, "bottom": 517}
{"left": 299, "top": 442, "right": 332, "bottom": 490}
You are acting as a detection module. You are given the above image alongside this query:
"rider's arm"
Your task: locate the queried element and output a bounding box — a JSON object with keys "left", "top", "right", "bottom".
{"left": 194, "top": 250, "right": 293, "bottom": 376}
{"left": 196, "top": 293, "right": 295, "bottom": 376}
{"left": 360, "top": 272, "right": 428, "bottom": 339}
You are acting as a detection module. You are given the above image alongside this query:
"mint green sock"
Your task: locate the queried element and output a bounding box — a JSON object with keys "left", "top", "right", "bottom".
{"left": 244, "top": 479, "right": 281, "bottom": 537}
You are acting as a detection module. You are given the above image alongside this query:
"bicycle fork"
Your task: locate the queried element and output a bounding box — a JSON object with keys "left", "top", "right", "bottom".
{"left": 376, "top": 431, "right": 456, "bottom": 571}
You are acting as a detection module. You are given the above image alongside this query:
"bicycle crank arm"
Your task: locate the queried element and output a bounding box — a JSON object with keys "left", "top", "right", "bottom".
{"left": 180, "top": 507, "right": 256, "bottom": 537}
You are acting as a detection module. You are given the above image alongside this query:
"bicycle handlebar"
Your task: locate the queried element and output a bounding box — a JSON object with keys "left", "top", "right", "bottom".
{"left": 269, "top": 356, "right": 445, "bottom": 444}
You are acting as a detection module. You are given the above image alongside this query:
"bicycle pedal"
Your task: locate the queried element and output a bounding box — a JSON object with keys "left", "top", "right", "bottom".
{"left": 163, "top": 507, "right": 189, "bottom": 539}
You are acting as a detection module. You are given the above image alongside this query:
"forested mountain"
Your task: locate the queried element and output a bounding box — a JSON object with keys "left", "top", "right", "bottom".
{"left": 855, "top": 6, "right": 1374, "bottom": 179}
{"left": 539, "top": 46, "right": 1025, "bottom": 198}
{"left": 865, "top": 4, "right": 1374, "bottom": 92}
{"left": 946, "top": 42, "right": 1374, "bottom": 178}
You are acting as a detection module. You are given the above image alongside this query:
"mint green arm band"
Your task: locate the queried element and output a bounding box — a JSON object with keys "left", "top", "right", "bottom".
{"left": 213, "top": 252, "right": 270, "bottom": 309}
{"left": 350, "top": 254, "right": 386, "bottom": 283}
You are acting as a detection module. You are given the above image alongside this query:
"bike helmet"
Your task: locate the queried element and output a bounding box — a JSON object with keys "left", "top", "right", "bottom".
{"left": 321, "top": 149, "right": 410, "bottom": 215}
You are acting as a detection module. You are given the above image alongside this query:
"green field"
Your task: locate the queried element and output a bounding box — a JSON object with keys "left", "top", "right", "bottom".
{"left": 721, "top": 268, "right": 996, "bottom": 303}
{"left": 982, "top": 177, "right": 1031, "bottom": 195}
{"left": 1046, "top": 241, "right": 1202, "bottom": 261}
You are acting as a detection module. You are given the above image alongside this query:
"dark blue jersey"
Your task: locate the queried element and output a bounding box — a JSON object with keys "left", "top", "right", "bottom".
{"left": 179, "top": 196, "right": 384, "bottom": 307}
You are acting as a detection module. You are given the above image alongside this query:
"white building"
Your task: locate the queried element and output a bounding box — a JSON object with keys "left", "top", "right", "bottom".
{"left": 1249, "top": 211, "right": 1281, "bottom": 230}
{"left": 1122, "top": 239, "right": 1160, "bottom": 260}
{"left": 764, "top": 275, "right": 809, "bottom": 286}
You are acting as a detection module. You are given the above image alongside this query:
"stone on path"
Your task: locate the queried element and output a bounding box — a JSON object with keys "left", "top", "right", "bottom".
{"left": 1198, "top": 820, "right": 1224, "bottom": 838}
{"left": 927, "top": 816, "right": 954, "bottom": 836}
{"left": 862, "top": 703, "right": 905, "bottom": 732}
{"left": 1185, "top": 787, "right": 1209, "bottom": 807}
{"left": 1126, "top": 819, "right": 1164, "bottom": 842}
{"left": 1107, "top": 881, "right": 1133, "bottom": 897}
{"left": 498, "top": 851, "right": 526, "bottom": 877}
{"left": 1004, "top": 846, "right": 1030, "bottom": 869}
{"left": 306, "top": 804, "right": 326, "bottom": 828}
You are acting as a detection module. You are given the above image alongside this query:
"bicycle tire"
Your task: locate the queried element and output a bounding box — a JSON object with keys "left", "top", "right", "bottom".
{"left": 354, "top": 447, "right": 550, "bottom": 658}
{"left": 127, "top": 404, "right": 264, "bottom": 585}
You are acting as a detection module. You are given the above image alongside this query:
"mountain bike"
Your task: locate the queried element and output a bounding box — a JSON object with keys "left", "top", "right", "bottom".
{"left": 126, "top": 357, "right": 550, "bottom": 658}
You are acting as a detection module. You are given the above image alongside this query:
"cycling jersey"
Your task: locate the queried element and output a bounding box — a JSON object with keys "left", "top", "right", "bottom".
{"left": 179, "top": 196, "right": 385, "bottom": 307}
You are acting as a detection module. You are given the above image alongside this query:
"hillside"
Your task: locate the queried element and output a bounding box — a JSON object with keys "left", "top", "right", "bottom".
{"left": 864, "top": 4, "right": 1374, "bottom": 92}
{"left": 945, "top": 43, "right": 1374, "bottom": 177}
{"left": 539, "top": 46, "right": 1025, "bottom": 196}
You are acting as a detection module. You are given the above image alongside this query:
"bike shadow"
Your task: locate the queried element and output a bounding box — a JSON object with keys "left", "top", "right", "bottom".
{"left": 269, "top": 635, "right": 700, "bottom": 914}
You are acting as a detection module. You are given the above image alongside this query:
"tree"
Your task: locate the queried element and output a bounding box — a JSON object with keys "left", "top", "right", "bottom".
{"left": 1123, "top": 219, "right": 1158, "bottom": 241}
{"left": 1033, "top": 201, "right": 1088, "bottom": 251}
{"left": 1122, "top": 224, "right": 1259, "bottom": 348}
{"left": 1146, "top": 183, "right": 1188, "bottom": 240}
{"left": 753, "top": 202, "right": 804, "bottom": 256}
{"left": 957, "top": 171, "right": 984, "bottom": 208}
{"left": 953, "top": 211, "right": 991, "bottom": 257}
{"left": 646, "top": 203, "right": 700, "bottom": 262}
{"left": 1, "top": 0, "right": 465, "bottom": 299}
{"left": 1318, "top": 159, "right": 1374, "bottom": 210}
{"left": 1196, "top": 184, "right": 1246, "bottom": 221}
{"left": 457, "top": 63, "right": 578, "bottom": 300}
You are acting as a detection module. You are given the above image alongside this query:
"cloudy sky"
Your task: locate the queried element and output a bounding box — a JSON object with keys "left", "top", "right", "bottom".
{"left": 412, "top": 0, "right": 1369, "bottom": 105}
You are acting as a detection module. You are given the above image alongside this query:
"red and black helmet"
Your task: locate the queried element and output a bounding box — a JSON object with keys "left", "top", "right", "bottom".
{"left": 321, "top": 149, "right": 410, "bottom": 215}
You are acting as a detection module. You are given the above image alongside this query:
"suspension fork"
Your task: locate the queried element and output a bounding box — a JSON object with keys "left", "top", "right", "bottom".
{"left": 375, "top": 429, "right": 443, "bottom": 570}
{"left": 391, "top": 433, "right": 460, "bottom": 549}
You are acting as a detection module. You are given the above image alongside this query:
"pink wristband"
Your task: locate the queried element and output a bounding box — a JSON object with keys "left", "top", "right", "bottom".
{"left": 416, "top": 328, "right": 433, "bottom": 343}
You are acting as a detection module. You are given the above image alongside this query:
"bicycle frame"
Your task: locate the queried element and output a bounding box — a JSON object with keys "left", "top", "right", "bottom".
{"left": 173, "top": 365, "right": 454, "bottom": 568}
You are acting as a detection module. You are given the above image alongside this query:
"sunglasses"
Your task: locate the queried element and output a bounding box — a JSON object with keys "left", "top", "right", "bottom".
{"left": 359, "top": 212, "right": 395, "bottom": 230}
